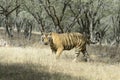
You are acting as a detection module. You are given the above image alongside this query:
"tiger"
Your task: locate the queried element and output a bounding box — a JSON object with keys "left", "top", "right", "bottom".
{"left": 41, "top": 32, "right": 90, "bottom": 62}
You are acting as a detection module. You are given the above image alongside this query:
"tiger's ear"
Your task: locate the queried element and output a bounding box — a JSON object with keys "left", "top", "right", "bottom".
{"left": 48, "top": 32, "right": 53, "bottom": 42}
{"left": 48, "top": 32, "right": 52, "bottom": 36}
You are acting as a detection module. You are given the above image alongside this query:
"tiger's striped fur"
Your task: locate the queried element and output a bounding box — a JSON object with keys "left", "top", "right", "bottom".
{"left": 41, "top": 32, "right": 90, "bottom": 62}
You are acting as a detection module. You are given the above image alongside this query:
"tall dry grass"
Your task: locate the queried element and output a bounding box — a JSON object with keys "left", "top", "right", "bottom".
{"left": 0, "top": 47, "right": 120, "bottom": 80}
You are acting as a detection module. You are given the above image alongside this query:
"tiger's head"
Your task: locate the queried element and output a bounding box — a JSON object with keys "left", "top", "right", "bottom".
{"left": 41, "top": 32, "right": 52, "bottom": 45}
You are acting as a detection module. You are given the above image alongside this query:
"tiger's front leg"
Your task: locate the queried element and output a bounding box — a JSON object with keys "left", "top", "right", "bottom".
{"left": 56, "top": 47, "right": 63, "bottom": 59}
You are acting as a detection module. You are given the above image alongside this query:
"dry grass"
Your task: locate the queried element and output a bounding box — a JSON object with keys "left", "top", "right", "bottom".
{"left": 0, "top": 28, "right": 120, "bottom": 80}
{"left": 0, "top": 47, "right": 120, "bottom": 80}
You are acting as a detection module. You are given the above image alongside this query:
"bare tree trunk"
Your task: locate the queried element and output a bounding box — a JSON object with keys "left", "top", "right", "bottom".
{"left": 90, "top": 21, "right": 92, "bottom": 38}
{"left": 16, "top": 0, "right": 19, "bottom": 17}
{"left": 0, "top": 4, "right": 20, "bottom": 37}
{"left": 5, "top": 16, "right": 13, "bottom": 37}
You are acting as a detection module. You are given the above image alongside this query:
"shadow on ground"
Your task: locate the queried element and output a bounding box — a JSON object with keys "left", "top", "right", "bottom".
{"left": 0, "top": 63, "right": 87, "bottom": 80}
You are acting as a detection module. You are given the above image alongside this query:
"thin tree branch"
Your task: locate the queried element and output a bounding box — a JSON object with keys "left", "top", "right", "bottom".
{"left": 6, "top": 5, "right": 20, "bottom": 16}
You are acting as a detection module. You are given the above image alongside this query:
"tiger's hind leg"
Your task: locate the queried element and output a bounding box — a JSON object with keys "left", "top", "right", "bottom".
{"left": 82, "top": 50, "right": 90, "bottom": 62}
{"left": 73, "top": 48, "right": 80, "bottom": 62}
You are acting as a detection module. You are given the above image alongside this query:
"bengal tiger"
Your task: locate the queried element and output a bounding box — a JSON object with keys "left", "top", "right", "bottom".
{"left": 41, "top": 32, "right": 90, "bottom": 62}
